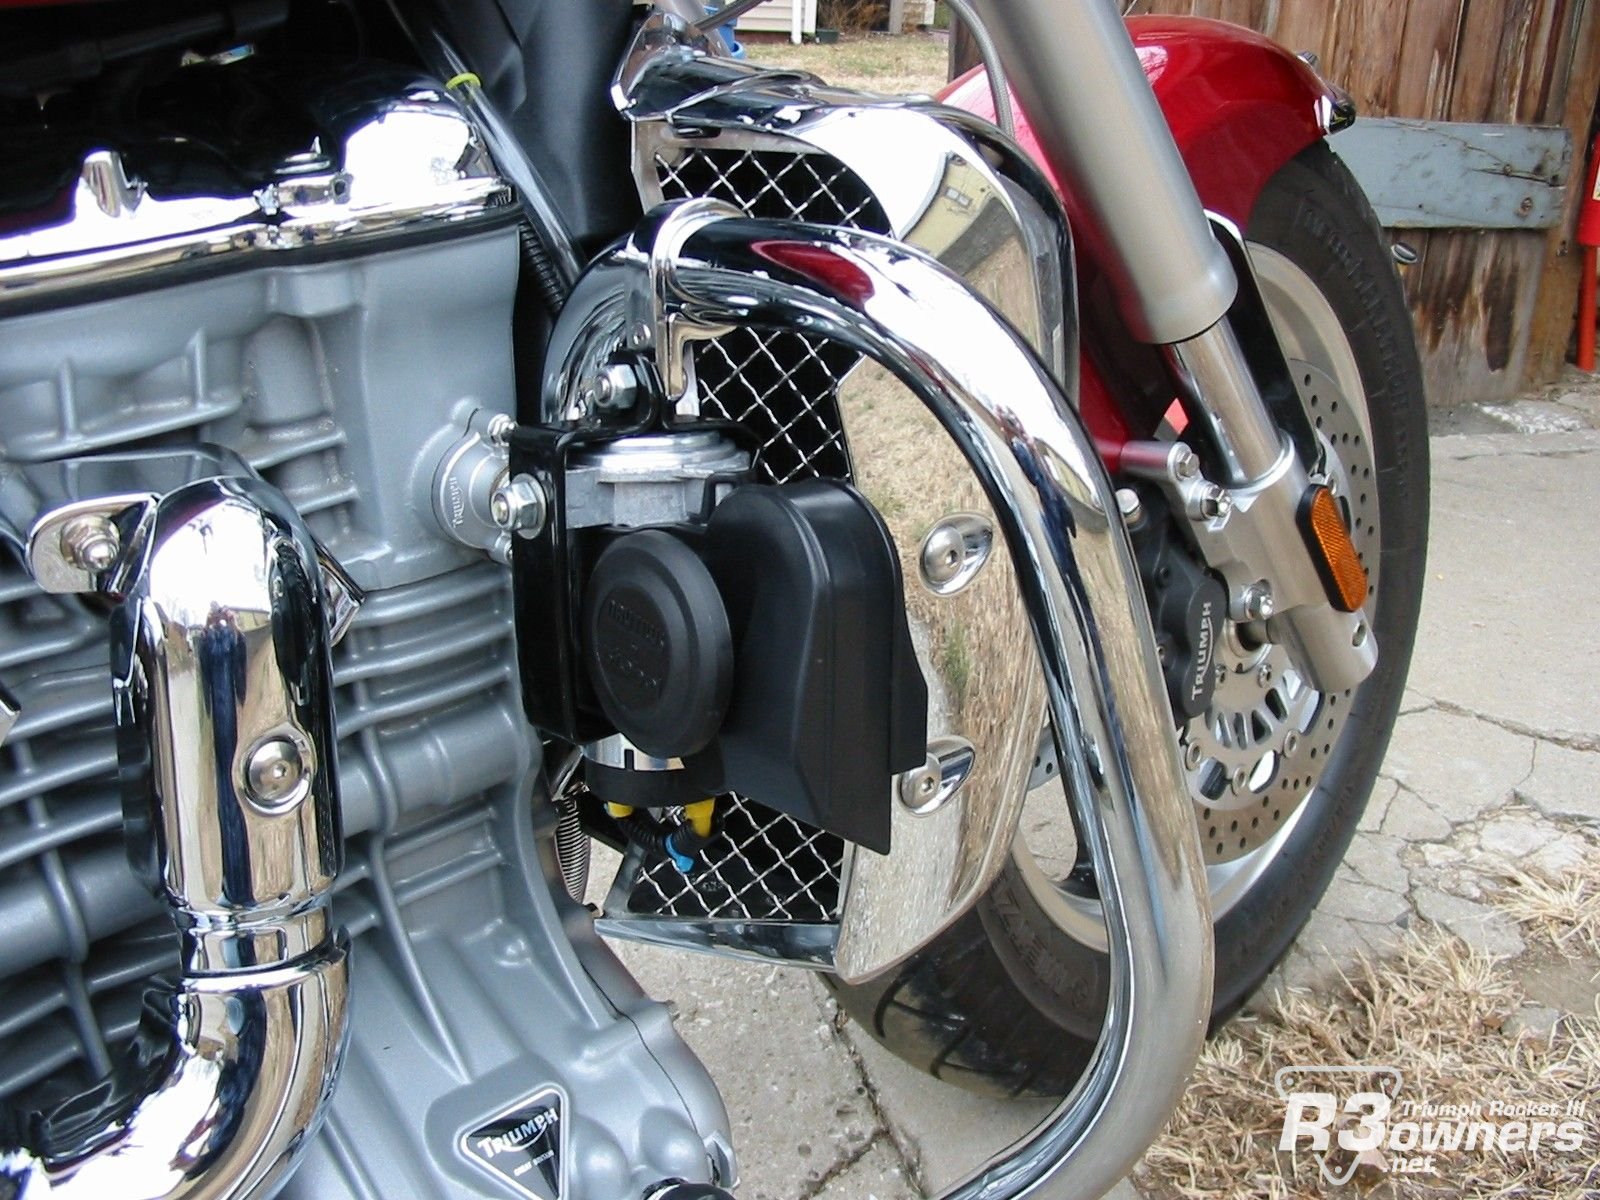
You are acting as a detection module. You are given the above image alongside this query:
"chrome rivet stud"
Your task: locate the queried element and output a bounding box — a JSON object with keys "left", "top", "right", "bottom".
{"left": 919, "top": 513, "right": 993, "bottom": 597}
{"left": 1183, "top": 740, "right": 1204, "bottom": 770}
{"left": 245, "top": 737, "right": 305, "bottom": 808}
{"left": 1115, "top": 487, "right": 1143, "bottom": 525}
{"left": 59, "top": 515, "right": 120, "bottom": 573}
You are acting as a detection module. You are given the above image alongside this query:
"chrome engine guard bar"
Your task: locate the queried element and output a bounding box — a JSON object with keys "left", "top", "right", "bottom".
{"left": 555, "top": 199, "right": 1213, "bottom": 1199}
{"left": 0, "top": 475, "right": 352, "bottom": 1200}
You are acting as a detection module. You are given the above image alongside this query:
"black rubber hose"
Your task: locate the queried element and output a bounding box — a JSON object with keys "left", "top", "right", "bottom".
{"left": 519, "top": 222, "right": 570, "bottom": 314}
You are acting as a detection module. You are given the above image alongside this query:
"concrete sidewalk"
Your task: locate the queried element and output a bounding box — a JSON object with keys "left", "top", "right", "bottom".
{"left": 606, "top": 421, "right": 1600, "bottom": 1200}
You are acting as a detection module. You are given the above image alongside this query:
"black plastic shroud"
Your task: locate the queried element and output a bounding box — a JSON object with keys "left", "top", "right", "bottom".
{"left": 510, "top": 445, "right": 926, "bottom": 853}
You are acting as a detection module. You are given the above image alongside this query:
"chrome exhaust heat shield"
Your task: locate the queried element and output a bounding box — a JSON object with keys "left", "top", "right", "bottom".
{"left": 1, "top": 475, "right": 353, "bottom": 1200}
{"left": 545, "top": 200, "right": 1213, "bottom": 1199}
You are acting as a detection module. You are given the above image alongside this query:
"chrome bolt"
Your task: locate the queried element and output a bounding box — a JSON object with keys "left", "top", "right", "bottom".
{"left": 1189, "top": 483, "right": 1231, "bottom": 521}
{"left": 1214, "top": 660, "right": 1227, "bottom": 684}
{"left": 485, "top": 413, "right": 515, "bottom": 445}
{"left": 898, "top": 761, "right": 941, "bottom": 810}
{"left": 1183, "top": 740, "right": 1204, "bottom": 770}
{"left": 1171, "top": 446, "right": 1201, "bottom": 481}
{"left": 1256, "top": 663, "right": 1273, "bottom": 688}
{"left": 59, "top": 515, "right": 120, "bottom": 573}
{"left": 1230, "top": 765, "right": 1249, "bottom": 793}
{"left": 1284, "top": 732, "right": 1301, "bottom": 756}
{"left": 490, "top": 475, "right": 548, "bottom": 538}
{"left": 595, "top": 362, "right": 638, "bottom": 412}
{"left": 918, "top": 514, "right": 991, "bottom": 596}
{"left": 1156, "top": 642, "right": 1171, "bottom": 668}
{"left": 245, "top": 737, "right": 305, "bottom": 808}
{"left": 921, "top": 525, "right": 965, "bottom": 587}
{"left": 1115, "top": 487, "right": 1143, "bottom": 524}
{"left": 628, "top": 321, "right": 652, "bottom": 349}
{"left": 1241, "top": 582, "right": 1275, "bottom": 622}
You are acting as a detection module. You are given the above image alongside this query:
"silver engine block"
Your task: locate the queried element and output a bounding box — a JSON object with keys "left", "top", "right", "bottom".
{"left": 0, "top": 60, "right": 731, "bottom": 1199}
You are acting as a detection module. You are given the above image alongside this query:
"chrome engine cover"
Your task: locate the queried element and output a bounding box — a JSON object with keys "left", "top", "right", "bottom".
{"left": 0, "top": 57, "right": 731, "bottom": 1200}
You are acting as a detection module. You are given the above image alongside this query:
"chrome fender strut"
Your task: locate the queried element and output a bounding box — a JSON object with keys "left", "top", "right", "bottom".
{"left": 551, "top": 200, "right": 1213, "bottom": 1199}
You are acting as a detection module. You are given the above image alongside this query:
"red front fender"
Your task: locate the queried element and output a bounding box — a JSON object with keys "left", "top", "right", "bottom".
{"left": 940, "top": 15, "right": 1342, "bottom": 225}
{"left": 940, "top": 16, "right": 1345, "bottom": 454}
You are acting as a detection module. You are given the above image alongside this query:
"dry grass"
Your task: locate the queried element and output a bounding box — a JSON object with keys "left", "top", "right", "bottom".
{"left": 1138, "top": 934, "right": 1599, "bottom": 1199}
{"left": 1495, "top": 869, "right": 1600, "bottom": 960}
{"left": 1136, "top": 852, "right": 1600, "bottom": 1200}
{"left": 742, "top": 32, "right": 949, "bottom": 96}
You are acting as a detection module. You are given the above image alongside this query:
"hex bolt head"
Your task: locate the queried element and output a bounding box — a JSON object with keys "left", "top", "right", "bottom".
{"left": 1241, "top": 582, "right": 1275, "bottom": 622}
{"left": 1115, "top": 487, "right": 1143, "bottom": 524}
{"left": 485, "top": 413, "right": 515, "bottom": 446}
{"left": 245, "top": 737, "right": 306, "bottom": 808}
{"left": 59, "top": 516, "right": 120, "bottom": 573}
{"left": 1172, "top": 446, "right": 1201, "bottom": 481}
{"left": 490, "top": 475, "right": 548, "bottom": 539}
{"left": 596, "top": 362, "right": 639, "bottom": 412}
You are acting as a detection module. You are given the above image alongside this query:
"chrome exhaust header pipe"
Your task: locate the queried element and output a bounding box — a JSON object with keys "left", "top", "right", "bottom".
{"left": 3, "top": 475, "right": 352, "bottom": 1200}
{"left": 552, "top": 200, "right": 1212, "bottom": 1199}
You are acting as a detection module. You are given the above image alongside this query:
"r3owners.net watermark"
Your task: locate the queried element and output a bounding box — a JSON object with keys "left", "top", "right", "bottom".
{"left": 1275, "top": 1066, "right": 1590, "bottom": 1185}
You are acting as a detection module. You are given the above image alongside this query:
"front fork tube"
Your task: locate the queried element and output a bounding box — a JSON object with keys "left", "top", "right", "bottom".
{"left": 977, "top": 0, "right": 1376, "bottom": 694}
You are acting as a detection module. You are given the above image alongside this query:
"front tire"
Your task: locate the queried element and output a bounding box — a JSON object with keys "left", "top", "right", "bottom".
{"left": 826, "top": 142, "right": 1430, "bottom": 1097}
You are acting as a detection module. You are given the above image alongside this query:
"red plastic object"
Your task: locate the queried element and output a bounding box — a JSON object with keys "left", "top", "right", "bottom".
{"left": 1577, "top": 134, "right": 1599, "bottom": 372}
{"left": 938, "top": 17, "right": 1344, "bottom": 457}
{"left": 940, "top": 17, "right": 1335, "bottom": 227}
{"left": 1578, "top": 133, "right": 1600, "bottom": 249}
{"left": 1578, "top": 246, "right": 1596, "bottom": 373}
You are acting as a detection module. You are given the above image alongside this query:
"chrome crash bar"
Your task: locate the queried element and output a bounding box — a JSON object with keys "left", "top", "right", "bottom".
{"left": 560, "top": 200, "right": 1214, "bottom": 1200}
{"left": 1, "top": 475, "right": 353, "bottom": 1200}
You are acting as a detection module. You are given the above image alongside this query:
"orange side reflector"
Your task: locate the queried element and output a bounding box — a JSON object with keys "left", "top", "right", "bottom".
{"left": 1300, "top": 485, "right": 1368, "bottom": 613}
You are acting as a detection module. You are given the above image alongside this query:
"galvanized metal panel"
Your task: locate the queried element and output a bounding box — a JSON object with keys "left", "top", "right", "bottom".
{"left": 1329, "top": 117, "right": 1572, "bottom": 229}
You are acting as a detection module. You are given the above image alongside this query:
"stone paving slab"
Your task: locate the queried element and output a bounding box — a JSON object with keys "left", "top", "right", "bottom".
{"left": 595, "top": 427, "right": 1600, "bottom": 1199}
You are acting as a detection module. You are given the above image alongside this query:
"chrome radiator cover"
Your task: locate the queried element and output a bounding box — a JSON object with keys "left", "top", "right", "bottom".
{"left": 600, "top": 40, "right": 1074, "bottom": 969}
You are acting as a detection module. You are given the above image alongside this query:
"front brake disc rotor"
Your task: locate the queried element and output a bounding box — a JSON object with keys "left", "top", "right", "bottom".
{"left": 1179, "top": 358, "right": 1380, "bottom": 864}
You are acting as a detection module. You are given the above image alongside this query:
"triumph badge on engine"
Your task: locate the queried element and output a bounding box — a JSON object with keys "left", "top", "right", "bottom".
{"left": 461, "top": 1088, "right": 567, "bottom": 1199}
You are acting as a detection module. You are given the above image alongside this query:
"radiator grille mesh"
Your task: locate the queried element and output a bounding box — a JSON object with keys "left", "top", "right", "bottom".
{"left": 615, "top": 145, "right": 892, "bottom": 924}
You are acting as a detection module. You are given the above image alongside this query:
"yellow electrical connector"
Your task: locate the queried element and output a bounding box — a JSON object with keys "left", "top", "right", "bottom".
{"left": 683, "top": 799, "right": 716, "bottom": 839}
{"left": 606, "top": 802, "right": 635, "bottom": 820}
